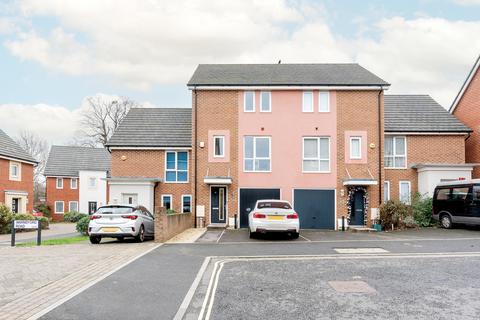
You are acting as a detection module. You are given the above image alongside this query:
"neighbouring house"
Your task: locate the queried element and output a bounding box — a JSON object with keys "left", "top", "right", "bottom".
{"left": 0, "top": 129, "right": 37, "bottom": 213}
{"left": 384, "top": 95, "right": 473, "bottom": 200}
{"left": 44, "top": 146, "right": 111, "bottom": 221}
{"left": 450, "top": 55, "right": 480, "bottom": 178}
{"left": 105, "top": 108, "right": 193, "bottom": 217}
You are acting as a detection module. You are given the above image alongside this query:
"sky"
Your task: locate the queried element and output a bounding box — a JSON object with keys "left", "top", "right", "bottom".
{"left": 0, "top": 0, "right": 479, "bottom": 144}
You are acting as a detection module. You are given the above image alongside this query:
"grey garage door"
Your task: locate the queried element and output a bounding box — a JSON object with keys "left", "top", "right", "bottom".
{"left": 294, "top": 189, "right": 335, "bottom": 229}
{"left": 239, "top": 188, "right": 281, "bottom": 228}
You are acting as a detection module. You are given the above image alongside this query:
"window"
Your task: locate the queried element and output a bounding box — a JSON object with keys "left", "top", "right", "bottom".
{"left": 303, "top": 137, "right": 330, "bottom": 172}
{"left": 161, "top": 195, "right": 172, "bottom": 210}
{"left": 55, "top": 201, "right": 64, "bottom": 214}
{"left": 214, "top": 136, "right": 225, "bottom": 158}
{"left": 56, "top": 178, "right": 63, "bottom": 189}
{"left": 384, "top": 181, "right": 390, "bottom": 202}
{"left": 399, "top": 181, "right": 411, "bottom": 204}
{"left": 71, "top": 178, "right": 78, "bottom": 189}
{"left": 385, "top": 136, "right": 406, "bottom": 168}
{"left": 474, "top": 186, "right": 480, "bottom": 200}
{"left": 244, "top": 91, "right": 255, "bottom": 112}
{"left": 350, "top": 137, "right": 362, "bottom": 159}
{"left": 9, "top": 162, "right": 20, "bottom": 180}
{"left": 319, "top": 91, "right": 330, "bottom": 112}
{"left": 302, "top": 91, "right": 313, "bottom": 112}
{"left": 244, "top": 136, "right": 271, "bottom": 172}
{"left": 260, "top": 91, "right": 271, "bottom": 112}
{"left": 452, "top": 187, "right": 470, "bottom": 200}
{"left": 88, "top": 177, "right": 97, "bottom": 188}
{"left": 182, "top": 195, "right": 192, "bottom": 213}
{"left": 69, "top": 201, "right": 78, "bottom": 212}
{"left": 436, "top": 188, "right": 451, "bottom": 200}
{"left": 165, "top": 151, "right": 188, "bottom": 182}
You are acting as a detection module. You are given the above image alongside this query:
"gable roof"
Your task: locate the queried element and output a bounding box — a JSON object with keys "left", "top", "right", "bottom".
{"left": 385, "top": 95, "right": 471, "bottom": 133}
{"left": 0, "top": 129, "right": 37, "bottom": 164}
{"left": 450, "top": 54, "right": 480, "bottom": 113}
{"left": 187, "top": 63, "right": 389, "bottom": 87}
{"left": 106, "top": 108, "right": 192, "bottom": 148}
{"left": 44, "top": 146, "right": 111, "bottom": 177}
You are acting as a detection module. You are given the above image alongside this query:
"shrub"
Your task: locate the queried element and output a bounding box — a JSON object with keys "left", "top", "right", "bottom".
{"left": 0, "top": 204, "right": 13, "bottom": 234}
{"left": 411, "top": 193, "right": 434, "bottom": 227}
{"left": 35, "top": 204, "right": 51, "bottom": 218}
{"left": 37, "top": 217, "right": 50, "bottom": 230}
{"left": 379, "top": 200, "right": 413, "bottom": 230}
{"left": 76, "top": 216, "right": 90, "bottom": 235}
{"left": 64, "top": 211, "right": 88, "bottom": 223}
{"left": 12, "top": 213, "right": 49, "bottom": 230}
{"left": 166, "top": 209, "right": 177, "bottom": 215}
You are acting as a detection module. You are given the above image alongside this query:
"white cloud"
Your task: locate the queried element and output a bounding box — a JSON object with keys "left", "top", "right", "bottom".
{"left": 452, "top": 0, "right": 480, "bottom": 5}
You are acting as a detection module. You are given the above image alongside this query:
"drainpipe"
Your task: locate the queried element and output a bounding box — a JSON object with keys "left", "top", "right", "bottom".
{"left": 378, "top": 88, "right": 383, "bottom": 206}
{"left": 194, "top": 86, "right": 198, "bottom": 228}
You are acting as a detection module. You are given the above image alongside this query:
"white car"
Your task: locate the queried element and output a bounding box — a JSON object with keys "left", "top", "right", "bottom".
{"left": 248, "top": 200, "right": 300, "bottom": 239}
{"left": 88, "top": 204, "right": 155, "bottom": 244}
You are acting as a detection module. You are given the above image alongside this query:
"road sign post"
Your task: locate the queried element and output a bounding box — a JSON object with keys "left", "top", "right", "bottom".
{"left": 11, "top": 220, "right": 41, "bottom": 247}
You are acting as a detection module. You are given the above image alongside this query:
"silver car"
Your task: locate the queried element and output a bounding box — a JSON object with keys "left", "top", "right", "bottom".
{"left": 88, "top": 204, "right": 155, "bottom": 244}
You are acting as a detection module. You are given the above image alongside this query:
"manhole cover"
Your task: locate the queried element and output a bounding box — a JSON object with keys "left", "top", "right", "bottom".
{"left": 334, "top": 248, "right": 388, "bottom": 254}
{"left": 328, "top": 281, "right": 376, "bottom": 293}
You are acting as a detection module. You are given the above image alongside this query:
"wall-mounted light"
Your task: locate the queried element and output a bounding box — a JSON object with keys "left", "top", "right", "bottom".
{"left": 340, "top": 189, "right": 345, "bottom": 197}
{"left": 369, "top": 143, "right": 376, "bottom": 149}
{"left": 199, "top": 141, "right": 205, "bottom": 148}
{"left": 121, "top": 155, "right": 127, "bottom": 161}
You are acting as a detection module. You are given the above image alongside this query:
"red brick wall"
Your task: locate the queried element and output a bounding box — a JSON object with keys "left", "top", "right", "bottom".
{"left": 452, "top": 66, "right": 480, "bottom": 177}
{"left": 0, "top": 158, "right": 35, "bottom": 213}
{"left": 46, "top": 176, "right": 79, "bottom": 221}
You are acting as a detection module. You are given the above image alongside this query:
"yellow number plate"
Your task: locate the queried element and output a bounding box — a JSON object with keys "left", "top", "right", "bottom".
{"left": 267, "top": 216, "right": 284, "bottom": 220}
{"left": 102, "top": 227, "right": 119, "bottom": 233}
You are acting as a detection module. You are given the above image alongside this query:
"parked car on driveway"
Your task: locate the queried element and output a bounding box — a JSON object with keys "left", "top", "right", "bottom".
{"left": 248, "top": 200, "right": 299, "bottom": 239}
{"left": 88, "top": 204, "right": 155, "bottom": 244}
{"left": 433, "top": 180, "right": 480, "bottom": 229}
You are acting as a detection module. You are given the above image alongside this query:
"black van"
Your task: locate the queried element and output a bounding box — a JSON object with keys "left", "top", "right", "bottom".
{"left": 433, "top": 181, "right": 480, "bottom": 228}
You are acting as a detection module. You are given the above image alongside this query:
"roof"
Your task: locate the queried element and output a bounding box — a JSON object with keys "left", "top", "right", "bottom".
{"left": 450, "top": 54, "right": 480, "bottom": 113}
{"left": 384, "top": 95, "right": 471, "bottom": 133}
{"left": 187, "top": 63, "right": 389, "bottom": 87}
{"left": 106, "top": 108, "right": 191, "bottom": 148}
{"left": 44, "top": 146, "right": 111, "bottom": 177}
{"left": 0, "top": 129, "right": 37, "bottom": 164}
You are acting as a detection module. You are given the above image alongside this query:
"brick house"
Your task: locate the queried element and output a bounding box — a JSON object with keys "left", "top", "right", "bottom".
{"left": 0, "top": 129, "right": 37, "bottom": 213}
{"left": 450, "top": 55, "right": 480, "bottom": 178}
{"left": 44, "top": 146, "right": 110, "bottom": 221}
{"left": 105, "top": 108, "right": 193, "bottom": 218}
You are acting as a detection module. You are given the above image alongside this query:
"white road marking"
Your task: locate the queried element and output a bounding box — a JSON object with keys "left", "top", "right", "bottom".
{"left": 334, "top": 248, "right": 389, "bottom": 254}
{"left": 299, "top": 234, "right": 311, "bottom": 242}
{"left": 216, "top": 229, "right": 226, "bottom": 243}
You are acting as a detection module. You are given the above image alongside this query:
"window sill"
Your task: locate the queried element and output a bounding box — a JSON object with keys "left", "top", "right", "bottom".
{"left": 385, "top": 167, "right": 408, "bottom": 170}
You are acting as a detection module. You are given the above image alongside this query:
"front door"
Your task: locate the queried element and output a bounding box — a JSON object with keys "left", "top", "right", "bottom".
{"left": 11, "top": 198, "right": 19, "bottom": 214}
{"left": 88, "top": 201, "right": 97, "bottom": 215}
{"left": 210, "top": 187, "right": 226, "bottom": 224}
{"left": 351, "top": 190, "right": 365, "bottom": 225}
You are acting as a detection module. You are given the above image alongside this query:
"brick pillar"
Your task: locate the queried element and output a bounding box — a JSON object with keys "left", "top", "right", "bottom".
{"left": 154, "top": 206, "right": 167, "bottom": 243}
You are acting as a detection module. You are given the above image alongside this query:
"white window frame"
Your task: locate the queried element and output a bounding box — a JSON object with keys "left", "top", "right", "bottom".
{"left": 302, "top": 137, "right": 331, "bottom": 173}
{"left": 318, "top": 91, "right": 330, "bottom": 112}
{"left": 350, "top": 136, "right": 362, "bottom": 160}
{"left": 88, "top": 177, "right": 97, "bottom": 188}
{"left": 165, "top": 151, "right": 189, "bottom": 183}
{"left": 384, "top": 181, "right": 390, "bottom": 202}
{"left": 243, "top": 136, "right": 272, "bottom": 172}
{"left": 56, "top": 178, "right": 63, "bottom": 189}
{"left": 244, "top": 91, "right": 255, "bottom": 112}
{"left": 181, "top": 195, "right": 192, "bottom": 213}
{"left": 399, "top": 181, "right": 411, "bottom": 204}
{"left": 213, "top": 136, "right": 225, "bottom": 158}
{"left": 68, "top": 201, "right": 79, "bottom": 212}
{"left": 55, "top": 201, "right": 64, "bottom": 214}
{"left": 260, "top": 91, "right": 271, "bottom": 112}
{"left": 161, "top": 195, "right": 173, "bottom": 210}
{"left": 302, "top": 91, "right": 314, "bottom": 112}
{"left": 9, "top": 161, "right": 21, "bottom": 181}
{"left": 70, "top": 178, "right": 78, "bottom": 189}
{"left": 385, "top": 136, "right": 407, "bottom": 169}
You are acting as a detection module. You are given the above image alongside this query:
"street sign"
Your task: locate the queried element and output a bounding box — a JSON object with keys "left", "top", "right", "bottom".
{"left": 14, "top": 220, "right": 39, "bottom": 229}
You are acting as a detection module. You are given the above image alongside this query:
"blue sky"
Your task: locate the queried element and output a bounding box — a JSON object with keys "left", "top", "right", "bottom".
{"left": 0, "top": 0, "right": 479, "bottom": 142}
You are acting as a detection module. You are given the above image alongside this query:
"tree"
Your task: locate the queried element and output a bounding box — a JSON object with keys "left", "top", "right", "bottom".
{"left": 75, "top": 96, "right": 137, "bottom": 147}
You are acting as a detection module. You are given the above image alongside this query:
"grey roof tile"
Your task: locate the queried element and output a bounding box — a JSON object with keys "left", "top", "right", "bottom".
{"left": 0, "top": 129, "right": 37, "bottom": 163}
{"left": 384, "top": 95, "right": 471, "bottom": 133}
{"left": 106, "top": 108, "right": 192, "bottom": 147}
{"left": 44, "top": 146, "right": 111, "bottom": 177}
{"left": 188, "top": 63, "right": 389, "bottom": 86}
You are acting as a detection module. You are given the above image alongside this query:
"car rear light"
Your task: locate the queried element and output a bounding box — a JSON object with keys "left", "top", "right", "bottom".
{"left": 253, "top": 213, "right": 266, "bottom": 219}
{"left": 90, "top": 215, "right": 101, "bottom": 220}
{"left": 287, "top": 213, "right": 299, "bottom": 219}
{"left": 122, "top": 215, "right": 138, "bottom": 220}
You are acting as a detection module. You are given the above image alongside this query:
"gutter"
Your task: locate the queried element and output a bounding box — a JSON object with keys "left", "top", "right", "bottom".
{"left": 378, "top": 88, "right": 383, "bottom": 206}
{"left": 194, "top": 86, "right": 198, "bottom": 228}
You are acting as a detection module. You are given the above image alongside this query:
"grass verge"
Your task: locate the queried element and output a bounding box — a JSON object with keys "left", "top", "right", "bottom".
{"left": 17, "top": 235, "right": 88, "bottom": 247}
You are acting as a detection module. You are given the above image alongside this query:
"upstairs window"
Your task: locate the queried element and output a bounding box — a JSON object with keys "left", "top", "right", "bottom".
{"left": 244, "top": 136, "right": 271, "bottom": 172}
{"left": 244, "top": 91, "right": 255, "bottom": 112}
{"left": 385, "top": 136, "right": 406, "bottom": 168}
{"left": 56, "top": 178, "right": 63, "bottom": 189}
{"left": 350, "top": 137, "right": 362, "bottom": 159}
{"left": 319, "top": 91, "right": 330, "bottom": 112}
{"left": 88, "top": 177, "right": 97, "bottom": 188}
{"left": 303, "top": 137, "right": 330, "bottom": 172}
{"left": 166, "top": 151, "right": 188, "bottom": 182}
{"left": 260, "top": 91, "right": 271, "bottom": 112}
{"left": 302, "top": 91, "right": 313, "bottom": 112}
{"left": 71, "top": 178, "right": 78, "bottom": 189}
{"left": 214, "top": 136, "right": 225, "bottom": 158}
{"left": 9, "top": 162, "right": 20, "bottom": 181}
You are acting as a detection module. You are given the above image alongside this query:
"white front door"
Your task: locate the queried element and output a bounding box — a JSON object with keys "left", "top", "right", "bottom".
{"left": 122, "top": 193, "right": 138, "bottom": 205}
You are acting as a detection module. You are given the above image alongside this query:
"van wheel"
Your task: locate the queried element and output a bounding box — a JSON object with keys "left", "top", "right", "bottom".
{"left": 440, "top": 214, "right": 453, "bottom": 229}
{"left": 89, "top": 236, "right": 101, "bottom": 244}
{"left": 249, "top": 229, "right": 256, "bottom": 239}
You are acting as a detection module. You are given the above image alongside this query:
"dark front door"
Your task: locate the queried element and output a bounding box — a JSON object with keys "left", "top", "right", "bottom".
{"left": 211, "top": 187, "right": 227, "bottom": 224}
{"left": 88, "top": 202, "right": 97, "bottom": 215}
{"left": 239, "top": 188, "right": 280, "bottom": 228}
{"left": 12, "top": 198, "right": 19, "bottom": 214}
{"left": 293, "top": 189, "right": 335, "bottom": 229}
{"left": 351, "top": 190, "right": 365, "bottom": 225}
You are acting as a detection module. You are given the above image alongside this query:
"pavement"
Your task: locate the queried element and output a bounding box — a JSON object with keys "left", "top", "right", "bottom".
{"left": 0, "top": 223, "right": 80, "bottom": 246}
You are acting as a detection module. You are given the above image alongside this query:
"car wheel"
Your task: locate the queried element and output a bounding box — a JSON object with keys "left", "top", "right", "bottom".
{"left": 118, "top": 237, "right": 125, "bottom": 242}
{"left": 291, "top": 232, "right": 299, "bottom": 239}
{"left": 89, "top": 236, "right": 101, "bottom": 244}
{"left": 249, "top": 229, "right": 256, "bottom": 239}
{"left": 135, "top": 225, "right": 145, "bottom": 242}
{"left": 440, "top": 214, "right": 453, "bottom": 229}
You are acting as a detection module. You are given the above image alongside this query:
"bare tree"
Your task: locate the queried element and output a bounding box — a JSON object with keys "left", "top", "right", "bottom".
{"left": 75, "top": 96, "right": 137, "bottom": 147}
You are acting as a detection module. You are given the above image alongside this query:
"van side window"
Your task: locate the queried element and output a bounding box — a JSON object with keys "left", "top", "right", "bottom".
{"left": 436, "top": 188, "right": 451, "bottom": 200}
{"left": 452, "top": 187, "right": 469, "bottom": 201}
{"left": 473, "top": 186, "right": 480, "bottom": 200}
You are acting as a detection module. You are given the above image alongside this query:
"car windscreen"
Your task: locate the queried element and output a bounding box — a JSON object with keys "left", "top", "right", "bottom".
{"left": 257, "top": 202, "right": 292, "bottom": 209}
{"left": 96, "top": 207, "right": 134, "bottom": 214}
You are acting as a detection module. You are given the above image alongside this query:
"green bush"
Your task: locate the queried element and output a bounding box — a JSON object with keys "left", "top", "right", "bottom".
{"left": 76, "top": 216, "right": 90, "bottom": 235}
{"left": 64, "top": 211, "right": 88, "bottom": 223}
{"left": 166, "top": 209, "right": 177, "bottom": 215}
{"left": 12, "top": 213, "right": 49, "bottom": 231}
{"left": 35, "top": 204, "right": 51, "bottom": 218}
{"left": 0, "top": 204, "right": 13, "bottom": 234}
{"left": 411, "top": 193, "right": 434, "bottom": 227}
{"left": 379, "top": 200, "right": 413, "bottom": 230}
{"left": 37, "top": 217, "right": 50, "bottom": 230}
